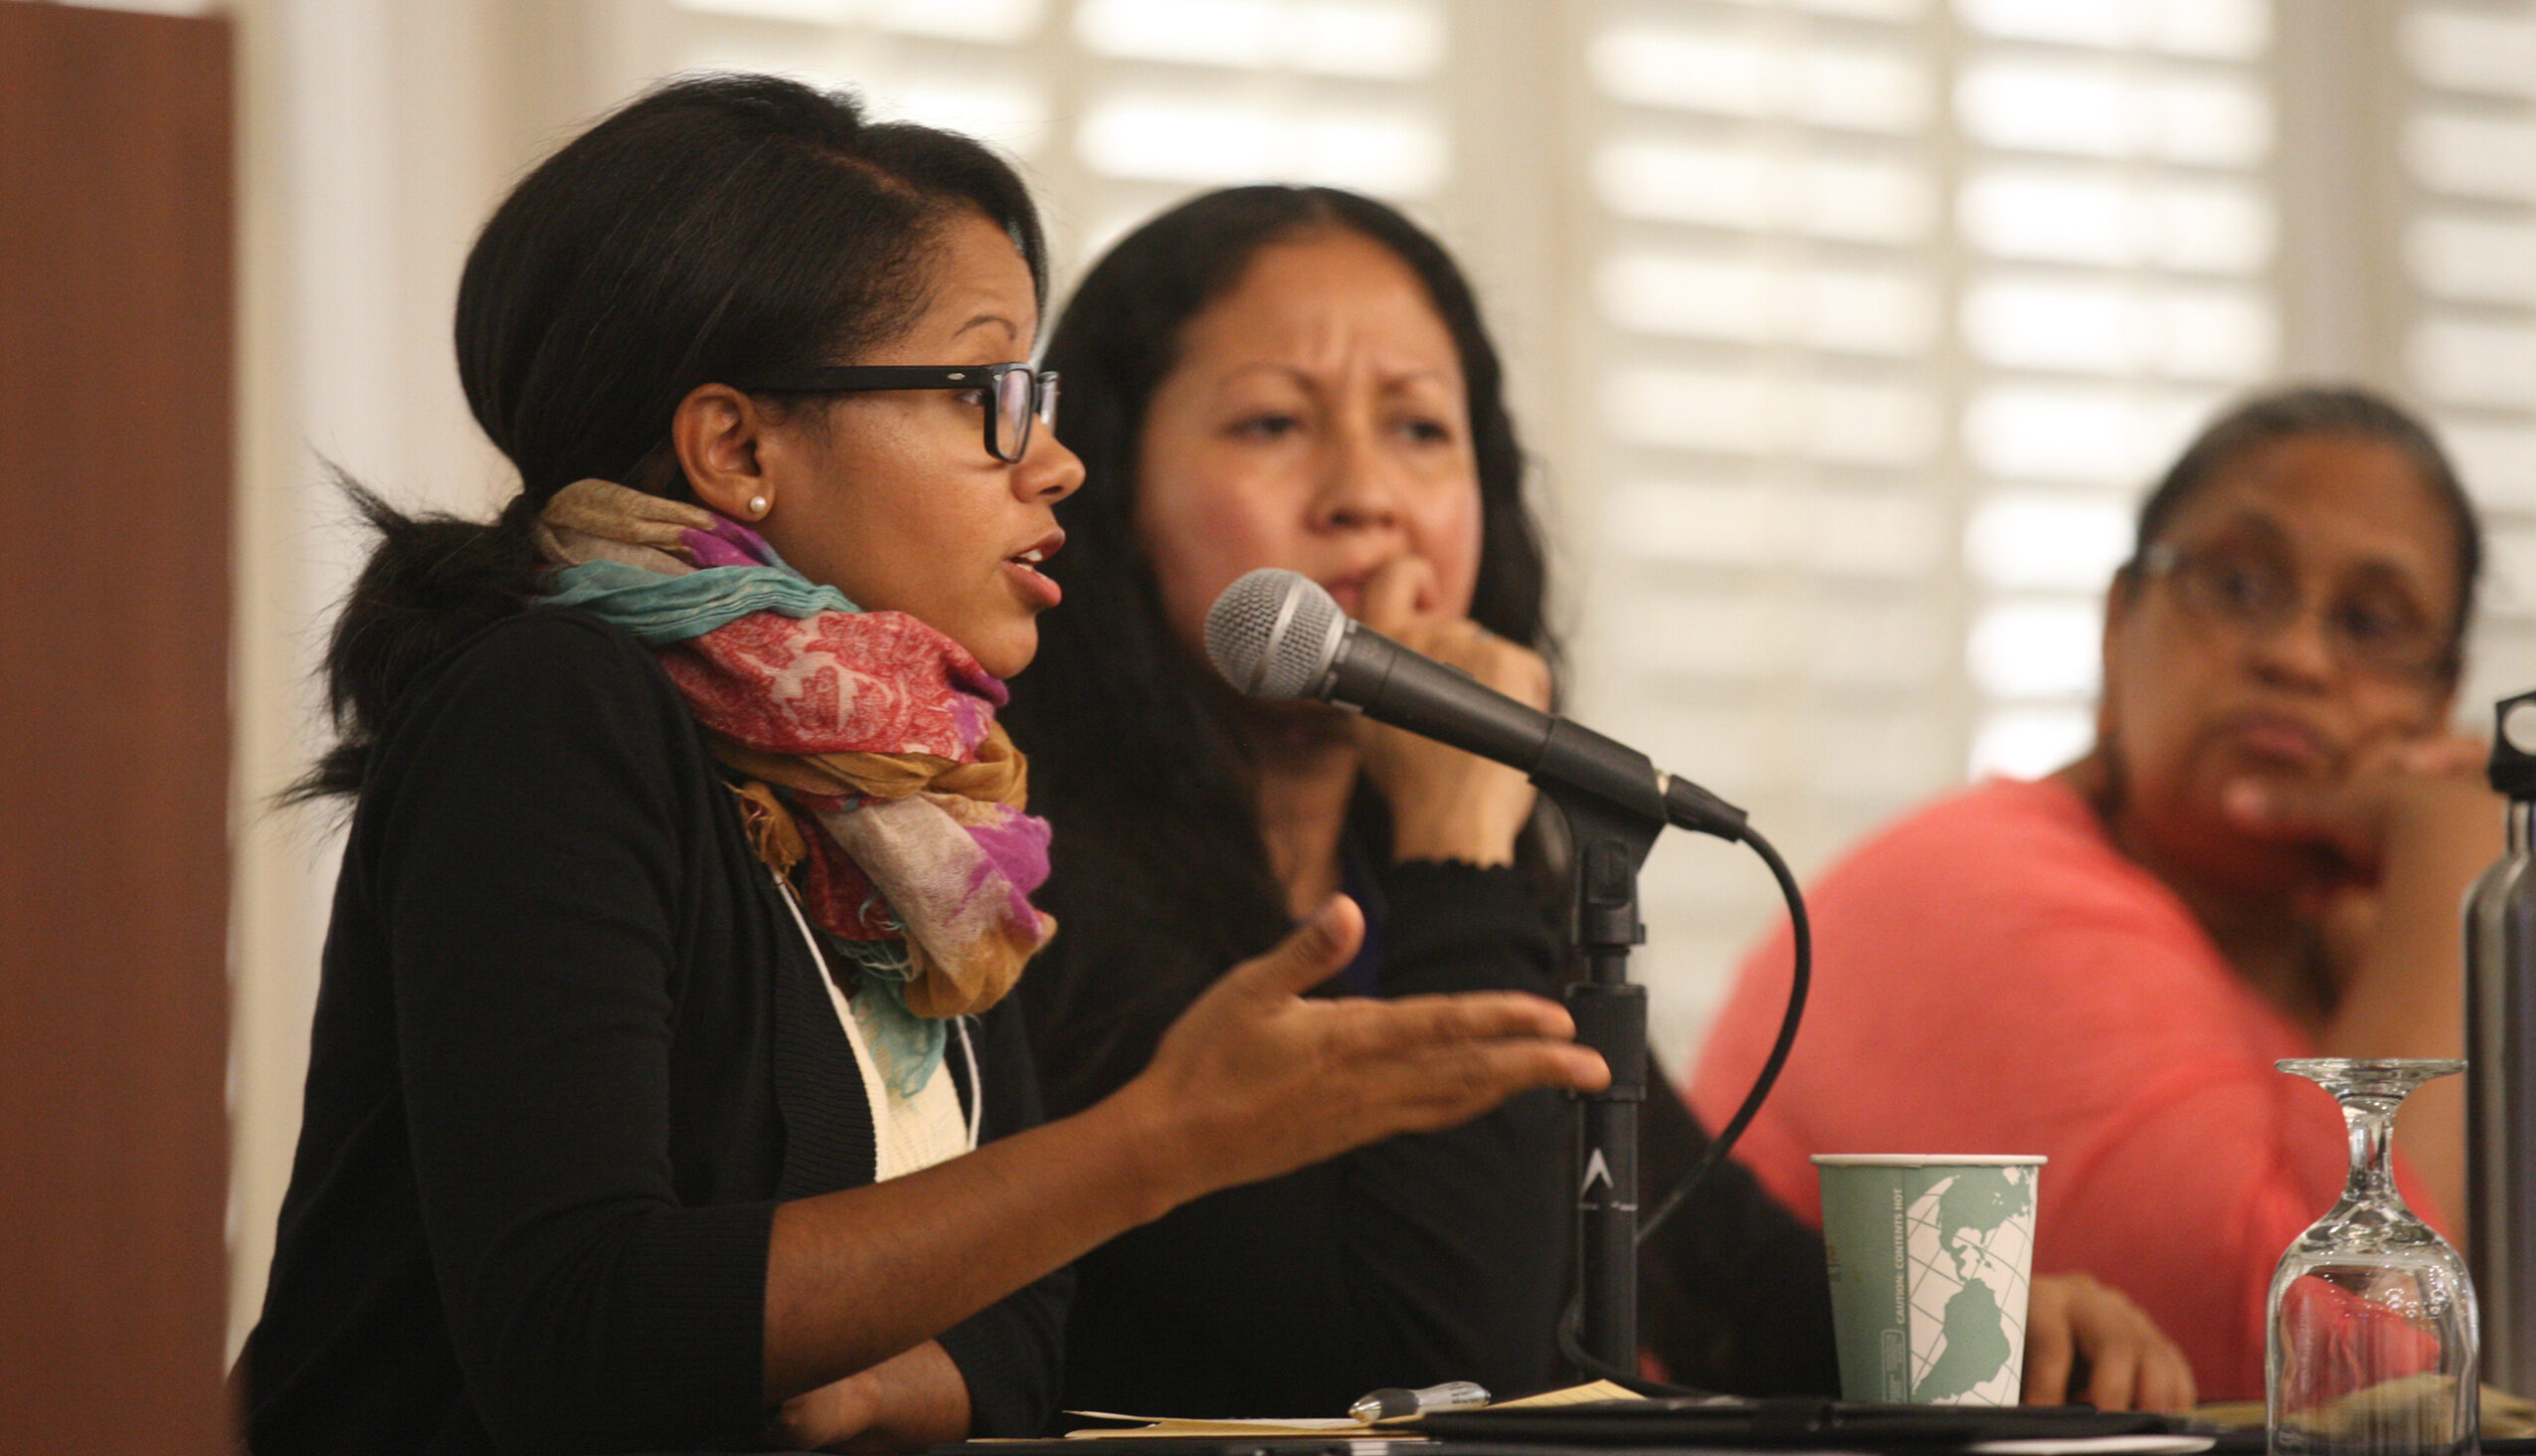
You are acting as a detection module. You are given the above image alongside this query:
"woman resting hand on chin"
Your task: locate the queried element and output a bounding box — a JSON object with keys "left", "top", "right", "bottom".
{"left": 1347, "top": 555, "right": 1552, "bottom": 868}
{"left": 1005, "top": 184, "right": 2194, "bottom": 1418}
{"left": 235, "top": 80, "right": 1605, "bottom": 1456}
{"left": 1695, "top": 388, "right": 2497, "bottom": 1401}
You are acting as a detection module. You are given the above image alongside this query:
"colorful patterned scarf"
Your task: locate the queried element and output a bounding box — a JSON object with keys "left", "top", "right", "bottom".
{"left": 532, "top": 479, "right": 1056, "bottom": 1094}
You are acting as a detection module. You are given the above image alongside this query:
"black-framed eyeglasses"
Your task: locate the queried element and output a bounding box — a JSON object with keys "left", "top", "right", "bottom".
{"left": 2138, "top": 537, "right": 2450, "bottom": 684}
{"left": 737, "top": 362, "right": 1058, "bottom": 463}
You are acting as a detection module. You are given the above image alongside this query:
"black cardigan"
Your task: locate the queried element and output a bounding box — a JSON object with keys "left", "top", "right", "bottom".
{"left": 1030, "top": 853, "right": 1840, "bottom": 1420}
{"left": 241, "top": 610, "right": 1067, "bottom": 1455}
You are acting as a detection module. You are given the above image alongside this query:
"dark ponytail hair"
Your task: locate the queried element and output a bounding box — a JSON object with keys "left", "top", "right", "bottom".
{"left": 1003, "top": 185, "right": 1554, "bottom": 1114}
{"left": 291, "top": 73, "right": 1046, "bottom": 801}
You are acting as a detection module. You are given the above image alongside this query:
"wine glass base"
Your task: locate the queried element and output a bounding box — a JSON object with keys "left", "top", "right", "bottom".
{"left": 2270, "top": 1435, "right": 2474, "bottom": 1456}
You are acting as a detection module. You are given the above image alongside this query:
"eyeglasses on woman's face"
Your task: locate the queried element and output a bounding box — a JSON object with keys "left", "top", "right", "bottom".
{"left": 2138, "top": 532, "right": 2450, "bottom": 685}
{"left": 737, "top": 362, "right": 1058, "bottom": 464}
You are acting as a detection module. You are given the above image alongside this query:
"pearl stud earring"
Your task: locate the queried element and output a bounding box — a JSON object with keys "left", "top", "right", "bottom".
{"left": 747, "top": 494, "right": 769, "bottom": 517}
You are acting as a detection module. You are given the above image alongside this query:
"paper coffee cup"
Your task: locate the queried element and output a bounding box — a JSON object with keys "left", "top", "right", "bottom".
{"left": 1812, "top": 1155, "right": 2046, "bottom": 1406}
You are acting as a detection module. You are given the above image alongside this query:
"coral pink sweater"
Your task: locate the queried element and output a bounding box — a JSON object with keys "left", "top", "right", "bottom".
{"left": 1689, "top": 777, "right": 2450, "bottom": 1400}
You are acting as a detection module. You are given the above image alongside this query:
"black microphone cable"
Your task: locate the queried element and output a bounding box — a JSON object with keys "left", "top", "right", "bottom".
{"left": 1552, "top": 821, "right": 1811, "bottom": 1396}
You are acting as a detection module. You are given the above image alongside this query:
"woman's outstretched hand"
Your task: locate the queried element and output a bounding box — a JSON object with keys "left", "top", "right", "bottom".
{"left": 761, "top": 896, "right": 1603, "bottom": 1411}
{"left": 1118, "top": 895, "right": 1609, "bottom": 1198}
{"left": 1349, "top": 556, "right": 1551, "bottom": 867}
{"left": 2021, "top": 1273, "right": 2197, "bottom": 1413}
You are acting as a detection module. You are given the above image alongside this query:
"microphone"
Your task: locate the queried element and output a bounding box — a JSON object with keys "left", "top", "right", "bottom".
{"left": 1203, "top": 568, "right": 1745, "bottom": 840}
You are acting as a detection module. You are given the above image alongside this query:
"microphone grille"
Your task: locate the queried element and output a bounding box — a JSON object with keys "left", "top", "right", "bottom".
{"left": 1203, "top": 569, "right": 1344, "bottom": 701}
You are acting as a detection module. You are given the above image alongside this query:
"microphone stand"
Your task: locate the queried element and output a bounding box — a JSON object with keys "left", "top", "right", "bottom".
{"left": 1207, "top": 569, "right": 1776, "bottom": 1376}
{"left": 1540, "top": 752, "right": 1666, "bottom": 1374}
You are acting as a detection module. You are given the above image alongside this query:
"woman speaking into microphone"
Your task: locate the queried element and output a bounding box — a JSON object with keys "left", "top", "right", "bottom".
{"left": 237, "top": 80, "right": 1607, "bottom": 1456}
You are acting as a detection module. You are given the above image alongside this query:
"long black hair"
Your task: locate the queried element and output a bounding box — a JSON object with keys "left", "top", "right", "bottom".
{"left": 2124, "top": 384, "right": 2482, "bottom": 683}
{"left": 292, "top": 73, "right": 1046, "bottom": 801}
{"left": 1003, "top": 186, "right": 1554, "bottom": 1115}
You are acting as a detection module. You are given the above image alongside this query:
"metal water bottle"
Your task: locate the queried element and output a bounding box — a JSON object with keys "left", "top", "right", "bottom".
{"left": 2465, "top": 688, "right": 2536, "bottom": 1396}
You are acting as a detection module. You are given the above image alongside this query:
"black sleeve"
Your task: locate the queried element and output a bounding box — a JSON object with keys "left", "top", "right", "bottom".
{"left": 936, "top": 998, "right": 1074, "bottom": 1437}
{"left": 1349, "top": 860, "right": 1570, "bottom": 1394}
{"left": 1062, "top": 859, "right": 1569, "bottom": 1417}
{"left": 368, "top": 616, "right": 774, "bottom": 1452}
{"left": 1637, "top": 1062, "right": 1840, "bottom": 1397}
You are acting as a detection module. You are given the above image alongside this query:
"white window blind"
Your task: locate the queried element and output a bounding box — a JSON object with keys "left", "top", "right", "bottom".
{"left": 1571, "top": 0, "right": 1953, "bottom": 1054}
{"left": 1953, "top": 0, "right": 2274, "bottom": 784}
{"left": 595, "top": 0, "right": 2529, "bottom": 1063}
{"left": 2400, "top": 2, "right": 2536, "bottom": 721}
{"left": 1570, "top": 0, "right": 2282, "bottom": 1052}
{"left": 657, "top": 0, "right": 1450, "bottom": 277}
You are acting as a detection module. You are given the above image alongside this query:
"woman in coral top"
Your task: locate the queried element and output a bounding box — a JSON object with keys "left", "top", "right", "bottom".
{"left": 1692, "top": 387, "right": 2499, "bottom": 1400}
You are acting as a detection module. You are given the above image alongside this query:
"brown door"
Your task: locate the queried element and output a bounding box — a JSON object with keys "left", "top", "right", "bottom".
{"left": 0, "top": 6, "right": 236, "bottom": 1452}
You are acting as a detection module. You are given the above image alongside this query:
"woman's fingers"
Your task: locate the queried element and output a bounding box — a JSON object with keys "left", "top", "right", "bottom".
{"left": 2225, "top": 732, "right": 2494, "bottom": 875}
{"left": 1344, "top": 558, "right": 1551, "bottom": 866}
{"left": 1137, "top": 900, "right": 1605, "bottom": 1196}
{"left": 2082, "top": 1335, "right": 2142, "bottom": 1413}
{"left": 2134, "top": 1338, "right": 2199, "bottom": 1416}
{"left": 1312, "top": 986, "right": 1601, "bottom": 1106}
{"left": 2092, "top": 1326, "right": 2198, "bottom": 1415}
{"left": 1333, "top": 988, "right": 1577, "bottom": 1049}
{"left": 2399, "top": 734, "right": 2487, "bottom": 777}
{"left": 2022, "top": 1274, "right": 2196, "bottom": 1414}
{"left": 1214, "top": 896, "right": 1366, "bottom": 1001}
{"left": 1371, "top": 1039, "right": 1611, "bottom": 1128}
{"left": 1359, "top": 554, "right": 1441, "bottom": 635}
{"left": 1334, "top": 1022, "right": 1608, "bottom": 1122}
{"left": 1385, "top": 617, "right": 1551, "bottom": 709}
{"left": 2021, "top": 1277, "right": 2078, "bottom": 1406}
{"left": 2224, "top": 776, "right": 2386, "bottom": 863}
{"left": 1328, "top": 998, "right": 1608, "bottom": 1124}
{"left": 1354, "top": 555, "right": 1550, "bottom": 708}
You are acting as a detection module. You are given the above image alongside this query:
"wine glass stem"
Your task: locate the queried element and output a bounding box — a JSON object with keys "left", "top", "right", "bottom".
{"left": 2341, "top": 1093, "right": 2403, "bottom": 1203}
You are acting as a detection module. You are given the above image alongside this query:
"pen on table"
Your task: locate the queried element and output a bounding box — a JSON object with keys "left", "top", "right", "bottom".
{"left": 1349, "top": 1380, "right": 1490, "bottom": 1423}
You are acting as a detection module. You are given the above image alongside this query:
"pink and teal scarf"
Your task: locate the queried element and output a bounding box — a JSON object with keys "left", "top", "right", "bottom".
{"left": 531, "top": 479, "right": 1056, "bottom": 1093}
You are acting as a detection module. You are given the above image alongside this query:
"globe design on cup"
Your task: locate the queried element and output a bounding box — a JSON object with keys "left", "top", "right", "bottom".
{"left": 1903, "top": 1166, "right": 2037, "bottom": 1403}
{"left": 1814, "top": 1154, "right": 2046, "bottom": 1406}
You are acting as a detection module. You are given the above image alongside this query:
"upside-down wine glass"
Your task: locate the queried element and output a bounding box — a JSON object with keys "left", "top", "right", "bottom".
{"left": 2268, "top": 1058, "right": 2477, "bottom": 1456}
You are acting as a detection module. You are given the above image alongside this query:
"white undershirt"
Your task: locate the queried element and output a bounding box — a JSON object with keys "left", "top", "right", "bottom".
{"left": 776, "top": 873, "right": 978, "bottom": 1181}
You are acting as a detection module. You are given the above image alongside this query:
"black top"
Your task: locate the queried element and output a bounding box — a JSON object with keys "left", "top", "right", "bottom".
{"left": 1639, "top": 1052, "right": 1843, "bottom": 1398}
{"left": 1024, "top": 849, "right": 1838, "bottom": 1420}
{"left": 241, "top": 610, "right": 1067, "bottom": 1456}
